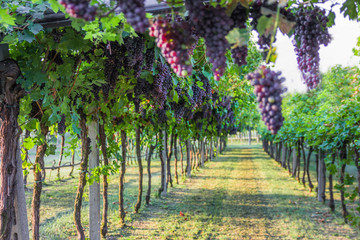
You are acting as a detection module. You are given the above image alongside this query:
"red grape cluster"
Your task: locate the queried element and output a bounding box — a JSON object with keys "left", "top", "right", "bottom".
{"left": 118, "top": 0, "right": 149, "bottom": 33}
{"left": 149, "top": 15, "right": 195, "bottom": 77}
{"left": 294, "top": 7, "right": 331, "bottom": 89}
{"left": 247, "top": 66, "right": 286, "bottom": 134}
{"left": 59, "top": 0, "right": 96, "bottom": 21}
{"left": 186, "top": 0, "right": 233, "bottom": 80}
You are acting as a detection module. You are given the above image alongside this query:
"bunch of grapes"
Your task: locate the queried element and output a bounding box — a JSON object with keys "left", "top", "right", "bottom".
{"left": 58, "top": 114, "right": 66, "bottom": 135}
{"left": 144, "top": 48, "right": 155, "bottom": 71}
{"left": 124, "top": 36, "right": 145, "bottom": 78}
{"left": 149, "top": 15, "right": 195, "bottom": 77}
{"left": 199, "top": 74, "right": 212, "bottom": 101}
{"left": 247, "top": 66, "right": 286, "bottom": 134}
{"left": 104, "top": 41, "right": 127, "bottom": 89}
{"left": 192, "top": 81, "right": 206, "bottom": 108}
{"left": 104, "top": 36, "right": 145, "bottom": 93}
{"left": 294, "top": 7, "right": 331, "bottom": 89}
{"left": 59, "top": 0, "right": 97, "bottom": 21}
{"left": 170, "top": 100, "right": 186, "bottom": 123}
{"left": 156, "top": 107, "right": 168, "bottom": 125}
{"left": 153, "top": 63, "right": 173, "bottom": 109}
{"left": 118, "top": 0, "right": 149, "bottom": 33}
{"left": 230, "top": 4, "right": 248, "bottom": 66}
{"left": 231, "top": 46, "right": 248, "bottom": 66}
{"left": 186, "top": 0, "right": 233, "bottom": 80}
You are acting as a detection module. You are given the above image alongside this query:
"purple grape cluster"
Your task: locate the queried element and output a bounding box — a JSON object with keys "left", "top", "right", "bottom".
{"left": 231, "top": 46, "right": 248, "bottom": 66}
{"left": 192, "top": 82, "right": 206, "bottom": 108}
{"left": 294, "top": 7, "right": 331, "bottom": 89}
{"left": 247, "top": 66, "right": 286, "bottom": 134}
{"left": 118, "top": 0, "right": 149, "bottom": 33}
{"left": 144, "top": 48, "right": 155, "bottom": 71}
{"left": 58, "top": 114, "right": 66, "bottom": 135}
{"left": 153, "top": 63, "right": 173, "bottom": 109}
{"left": 149, "top": 15, "right": 195, "bottom": 77}
{"left": 104, "top": 41, "right": 127, "bottom": 91}
{"left": 199, "top": 74, "right": 212, "bottom": 101}
{"left": 170, "top": 99, "right": 186, "bottom": 123}
{"left": 186, "top": 0, "right": 233, "bottom": 80}
{"left": 230, "top": 4, "right": 248, "bottom": 66}
{"left": 124, "top": 36, "right": 145, "bottom": 78}
{"left": 59, "top": 0, "right": 96, "bottom": 21}
{"left": 192, "top": 74, "right": 212, "bottom": 108}
{"left": 104, "top": 36, "right": 145, "bottom": 89}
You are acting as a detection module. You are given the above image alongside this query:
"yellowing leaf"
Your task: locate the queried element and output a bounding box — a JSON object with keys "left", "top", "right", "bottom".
{"left": 279, "top": 16, "right": 295, "bottom": 35}
{"left": 279, "top": 0, "right": 289, "bottom": 7}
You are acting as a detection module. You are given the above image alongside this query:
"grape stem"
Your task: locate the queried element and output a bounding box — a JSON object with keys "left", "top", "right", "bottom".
{"left": 265, "top": 4, "right": 280, "bottom": 64}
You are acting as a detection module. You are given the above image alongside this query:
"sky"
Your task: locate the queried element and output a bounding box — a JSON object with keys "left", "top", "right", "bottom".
{"left": 273, "top": 3, "right": 360, "bottom": 93}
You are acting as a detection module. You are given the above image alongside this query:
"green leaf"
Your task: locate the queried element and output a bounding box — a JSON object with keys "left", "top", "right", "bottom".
{"left": 0, "top": 9, "right": 16, "bottom": 26}
{"left": 226, "top": 28, "right": 249, "bottom": 47}
{"left": 28, "top": 23, "right": 44, "bottom": 35}
{"left": 341, "top": 0, "right": 359, "bottom": 20}
{"left": 327, "top": 11, "right": 336, "bottom": 27}
{"left": 257, "top": 16, "right": 273, "bottom": 36}
{"left": 17, "top": 30, "right": 35, "bottom": 43}
{"left": 23, "top": 138, "right": 35, "bottom": 150}
{"left": 173, "top": 90, "right": 179, "bottom": 103}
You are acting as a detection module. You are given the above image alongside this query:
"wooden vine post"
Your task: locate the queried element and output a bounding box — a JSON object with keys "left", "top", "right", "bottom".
{"left": 0, "top": 59, "right": 27, "bottom": 240}
{"left": 88, "top": 114, "right": 100, "bottom": 240}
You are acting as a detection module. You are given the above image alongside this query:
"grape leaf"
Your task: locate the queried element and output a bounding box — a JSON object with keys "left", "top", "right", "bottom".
{"left": 257, "top": 16, "right": 273, "bottom": 37}
{"left": 0, "top": 9, "right": 16, "bottom": 26}
{"left": 28, "top": 23, "right": 44, "bottom": 35}
{"left": 226, "top": 28, "right": 250, "bottom": 47}
{"left": 260, "top": 7, "right": 295, "bottom": 36}
{"left": 340, "top": 0, "right": 359, "bottom": 20}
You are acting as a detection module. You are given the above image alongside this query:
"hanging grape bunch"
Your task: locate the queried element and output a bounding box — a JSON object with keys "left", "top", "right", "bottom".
{"left": 186, "top": 0, "right": 233, "bottom": 80}
{"left": 247, "top": 66, "right": 286, "bottom": 134}
{"left": 294, "top": 6, "right": 331, "bottom": 89}
{"left": 58, "top": 114, "right": 66, "bottom": 135}
{"left": 230, "top": 4, "right": 249, "bottom": 66}
{"left": 149, "top": 15, "right": 195, "bottom": 77}
{"left": 118, "top": 0, "right": 149, "bottom": 33}
{"left": 59, "top": 0, "right": 97, "bottom": 21}
{"left": 153, "top": 63, "right": 173, "bottom": 109}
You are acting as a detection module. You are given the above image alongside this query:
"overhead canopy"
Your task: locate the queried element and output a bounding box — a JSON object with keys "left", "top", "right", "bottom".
{"left": 35, "top": 0, "right": 186, "bottom": 28}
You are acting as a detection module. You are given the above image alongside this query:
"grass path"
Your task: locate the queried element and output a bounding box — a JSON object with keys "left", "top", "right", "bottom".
{"left": 115, "top": 145, "right": 360, "bottom": 239}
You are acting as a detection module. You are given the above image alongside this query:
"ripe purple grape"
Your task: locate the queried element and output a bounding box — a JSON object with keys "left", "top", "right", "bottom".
{"left": 186, "top": 0, "right": 233, "bottom": 80}
{"left": 247, "top": 66, "right": 286, "bottom": 134}
{"left": 58, "top": 114, "right": 66, "bottom": 135}
{"left": 293, "top": 6, "right": 331, "bottom": 89}
{"left": 59, "top": 0, "right": 97, "bottom": 21}
{"left": 118, "top": 0, "right": 149, "bottom": 33}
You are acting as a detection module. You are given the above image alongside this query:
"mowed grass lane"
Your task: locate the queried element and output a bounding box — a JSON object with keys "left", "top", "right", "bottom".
{"left": 24, "top": 144, "right": 360, "bottom": 239}
{"left": 119, "top": 145, "right": 360, "bottom": 239}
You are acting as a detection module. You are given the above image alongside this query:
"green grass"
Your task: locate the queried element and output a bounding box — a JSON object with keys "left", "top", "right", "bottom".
{"left": 23, "top": 144, "right": 360, "bottom": 239}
